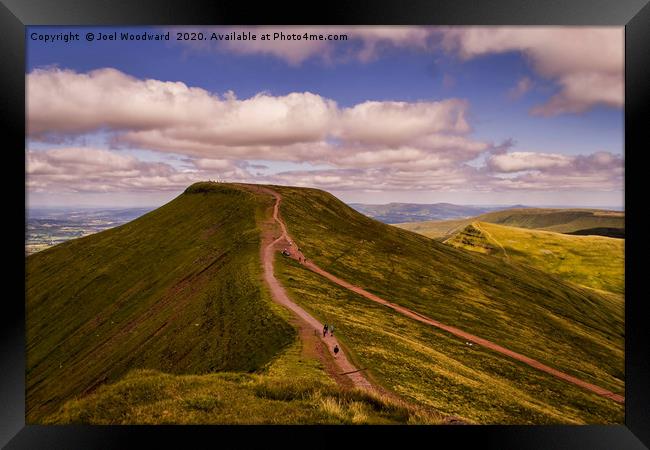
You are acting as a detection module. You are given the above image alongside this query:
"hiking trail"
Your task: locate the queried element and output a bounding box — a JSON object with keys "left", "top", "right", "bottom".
{"left": 257, "top": 186, "right": 624, "bottom": 405}
{"left": 269, "top": 189, "right": 625, "bottom": 403}
{"left": 252, "top": 185, "right": 374, "bottom": 391}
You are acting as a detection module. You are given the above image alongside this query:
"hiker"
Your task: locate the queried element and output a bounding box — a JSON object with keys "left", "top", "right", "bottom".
{"left": 330, "top": 324, "right": 335, "bottom": 336}
{"left": 323, "top": 323, "right": 328, "bottom": 337}
{"left": 333, "top": 344, "right": 339, "bottom": 357}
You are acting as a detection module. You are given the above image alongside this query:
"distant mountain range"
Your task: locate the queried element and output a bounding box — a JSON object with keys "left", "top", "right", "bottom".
{"left": 347, "top": 202, "right": 527, "bottom": 224}
{"left": 397, "top": 207, "right": 625, "bottom": 240}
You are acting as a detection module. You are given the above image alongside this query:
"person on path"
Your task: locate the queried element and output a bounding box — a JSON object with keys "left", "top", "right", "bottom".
{"left": 330, "top": 325, "right": 335, "bottom": 336}
{"left": 323, "top": 323, "right": 328, "bottom": 337}
{"left": 333, "top": 344, "right": 339, "bottom": 357}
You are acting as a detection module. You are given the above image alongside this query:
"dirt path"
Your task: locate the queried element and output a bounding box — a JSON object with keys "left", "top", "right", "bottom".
{"left": 259, "top": 187, "right": 624, "bottom": 405}
{"left": 251, "top": 185, "right": 373, "bottom": 391}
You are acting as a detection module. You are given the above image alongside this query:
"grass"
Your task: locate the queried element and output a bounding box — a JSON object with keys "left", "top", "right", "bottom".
{"left": 396, "top": 208, "right": 624, "bottom": 239}
{"left": 26, "top": 183, "right": 295, "bottom": 422}
{"left": 271, "top": 185, "right": 624, "bottom": 400}
{"left": 444, "top": 221, "right": 624, "bottom": 295}
{"left": 29, "top": 181, "right": 445, "bottom": 425}
{"left": 27, "top": 182, "right": 625, "bottom": 425}
{"left": 44, "top": 337, "right": 446, "bottom": 425}
{"left": 275, "top": 256, "right": 624, "bottom": 424}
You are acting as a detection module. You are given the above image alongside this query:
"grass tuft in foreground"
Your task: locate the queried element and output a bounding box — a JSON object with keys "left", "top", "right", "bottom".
{"left": 45, "top": 338, "right": 447, "bottom": 425}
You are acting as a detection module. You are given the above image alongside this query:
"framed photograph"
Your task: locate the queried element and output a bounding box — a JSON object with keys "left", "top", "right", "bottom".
{"left": 3, "top": 0, "right": 649, "bottom": 448}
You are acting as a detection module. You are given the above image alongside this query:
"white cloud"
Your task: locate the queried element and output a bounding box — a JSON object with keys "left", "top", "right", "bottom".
{"left": 486, "top": 150, "right": 623, "bottom": 191}
{"left": 337, "top": 99, "right": 470, "bottom": 145}
{"left": 27, "top": 146, "right": 623, "bottom": 196}
{"left": 487, "top": 152, "right": 573, "bottom": 172}
{"left": 28, "top": 67, "right": 482, "bottom": 167}
{"left": 441, "top": 27, "right": 623, "bottom": 115}
{"left": 26, "top": 66, "right": 623, "bottom": 197}
{"left": 268, "top": 166, "right": 481, "bottom": 192}
{"left": 192, "top": 158, "right": 240, "bottom": 170}
{"left": 28, "top": 68, "right": 338, "bottom": 146}
{"left": 176, "top": 26, "right": 623, "bottom": 116}
{"left": 26, "top": 148, "right": 253, "bottom": 193}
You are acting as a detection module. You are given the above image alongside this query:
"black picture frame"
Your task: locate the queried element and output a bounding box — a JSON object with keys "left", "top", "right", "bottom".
{"left": 2, "top": 0, "right": 649, "bottom": 448}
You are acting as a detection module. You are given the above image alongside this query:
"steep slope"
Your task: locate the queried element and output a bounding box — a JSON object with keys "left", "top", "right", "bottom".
{"left": 26, "top": 183, "right": 295, "bottom": 422}
{"left": 397, "top": 208, "right": 624, "bottom": 240}
{"left": 444, "top": 222, "right": 624, "bottom": 295}
{"left": 271, "top": 186, "right": 624, "bottom": 401}
{"left": 276, "top": 256, "right": 624, "bottom": 424}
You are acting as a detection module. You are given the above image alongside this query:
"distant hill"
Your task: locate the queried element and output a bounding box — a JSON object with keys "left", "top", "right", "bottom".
{"left": 443, "top": 221, "right": 624, "bottom": 295}
{"left": 567, "top": 227, "right": 625, "bottom": 239}
{"left": 348, "top": 202, "right": 504, "bottom": 224}
{"left": 396, "top": 207, "right": 625, "bottom": 240}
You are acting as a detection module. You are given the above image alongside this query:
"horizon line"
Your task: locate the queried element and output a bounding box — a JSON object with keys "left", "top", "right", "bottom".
{"left": 26, "top": 203, "right": 625, "bottom": 211}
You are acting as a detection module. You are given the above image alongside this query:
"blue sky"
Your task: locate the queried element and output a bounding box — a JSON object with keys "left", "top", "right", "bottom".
{"left": 26, "top": 26, "right": 624, "bottom": 208}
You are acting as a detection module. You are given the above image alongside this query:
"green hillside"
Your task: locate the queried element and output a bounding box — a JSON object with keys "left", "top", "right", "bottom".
{"left": 276, "top": 256, "right": 623, "bottom": 424}
{"left": 27, "top": 182, "right": 624, "bottom": 424}
{"left": 45, "top": 337, "right": 446, "bottom": 425}
{"left": 397, "top": 208, "right": 624, "bottom": 240}
{"left": 272, "top": 186, "right": 624, "bottom": 409}
{"left": 26, "top": 183, "right": 295, "bottom": 422}
{"left": 444, "top": 222, "right": 624, "bottom": 295}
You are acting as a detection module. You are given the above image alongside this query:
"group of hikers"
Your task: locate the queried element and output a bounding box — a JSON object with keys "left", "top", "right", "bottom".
{"left": 322, "top": 323, "right": 339, "bottom": 357}
{"left": 281, "top": 244, "right": 306, "bottom": 264}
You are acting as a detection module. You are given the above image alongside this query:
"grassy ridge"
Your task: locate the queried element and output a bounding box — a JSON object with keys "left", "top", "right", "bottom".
{"left": 276, "top": 256, "right": 623, "bottom": 424}
{"left": 444, "top": 222, "right": 624, "bottom": 294}
{"left": 479, "top": 208, "right": 624, "bottom": 233}
{"left": 272, "top": 186, "right": 624, "bottom": 398}
{"left": 26, "top": 183, "right": 295, "bottom": 422}
{"left": 397, "top": 208, "right": 624, "bottom": 240}
{"left": 44, "top": 330, "right": 446, "bottom": 425}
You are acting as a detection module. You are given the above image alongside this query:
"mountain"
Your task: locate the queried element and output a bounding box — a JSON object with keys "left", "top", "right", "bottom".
{"left": 348, "top": 202, "right": 504, "bottom": 224}
{"left": 443, "top": 221, "right": 624, "bottom": 295}
{"left": 27, "top": 183, "right": 624, "bottom": 424}
{"left": 26, "top": 184, "right": 295, "bottom": 422}
{"left": 272, "top": 186, "right": 623, "bottom": 423}
{"left": 396, "top": 207, "right": 625, "bottom": 240}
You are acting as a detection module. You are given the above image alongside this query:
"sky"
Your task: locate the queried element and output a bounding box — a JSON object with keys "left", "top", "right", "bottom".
{"left": 26, "top": 26, "right": 624, "bottom": 208}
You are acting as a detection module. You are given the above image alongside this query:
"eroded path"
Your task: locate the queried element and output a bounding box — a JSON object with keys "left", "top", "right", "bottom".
{"left": 256, "top": 186, "right": 624, "bottom": 405}
{"left": 251, "top": 185, "right": 373, "bottom": 390}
